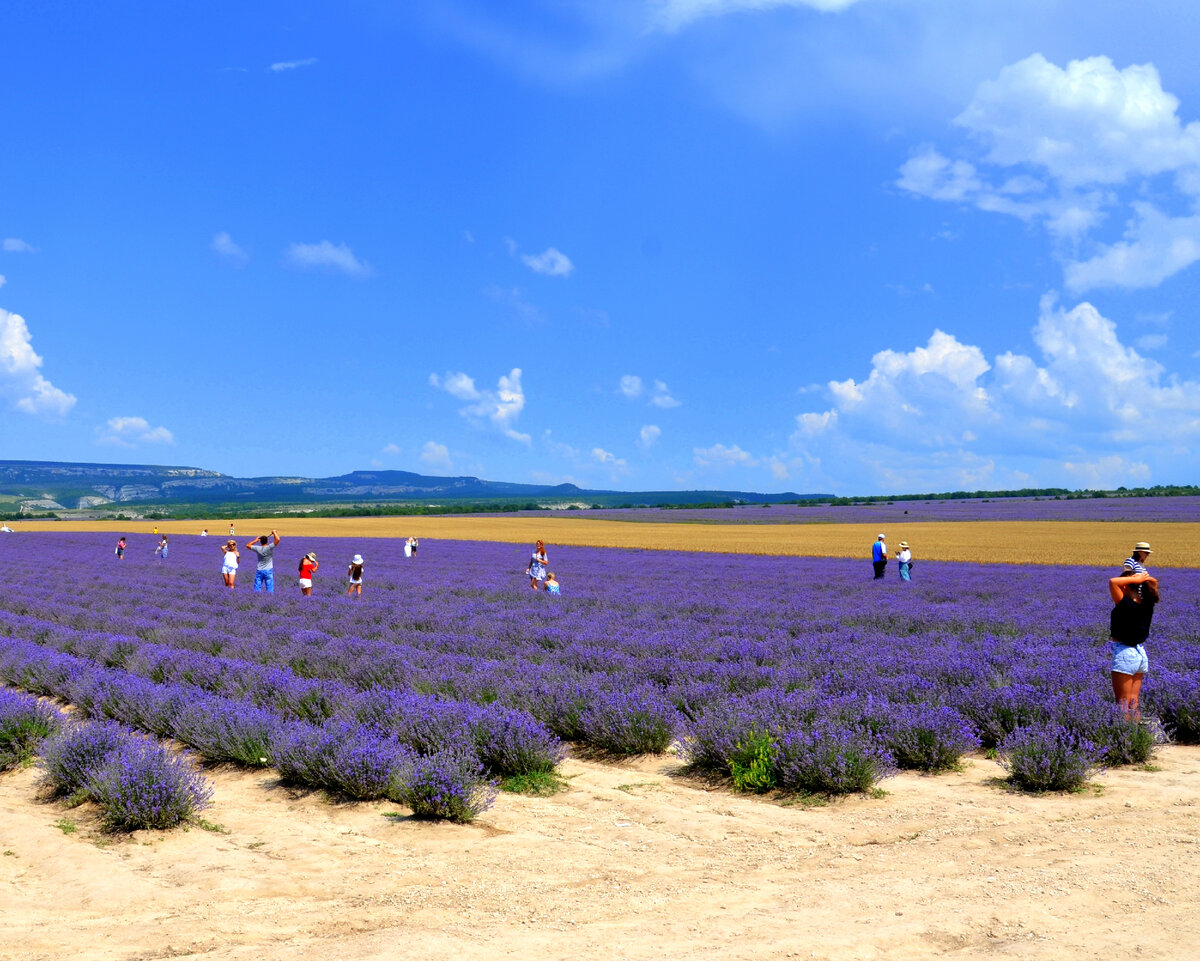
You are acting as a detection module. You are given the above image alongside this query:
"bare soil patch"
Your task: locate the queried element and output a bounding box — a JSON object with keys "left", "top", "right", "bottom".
{"left": 3, "top": 747, "right": 1198, "bottom": 960}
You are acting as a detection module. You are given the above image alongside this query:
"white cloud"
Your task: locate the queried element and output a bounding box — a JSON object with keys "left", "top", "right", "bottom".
{"left": 638, "top": 424, "right": 661, "bottom": 448}
{"left": 211, "top": 231, "right": 248, "bottom": 265}
{"left": 269, "top": 58, "right": 317, "bottom": 72}
{"left": 1062, "top": 455, "right": 1151, "bottom": 489}
{"left": 420, "top": 441, "right": 453, "bottom": 471}
{"left": 955, "top": 55, "right": 1200, "bottom": 187}
{"left": 284, "top": 241, "right": 371, "bottom": 277}
{"left": 652, "top": 0, "right": 863, "bottom": 32}
{"left": 432, "top": 366, "right": 530, "bottom": 444}
{"left": 2, "top": 238, "right": 35, "bottom": 253}
{"left": 429, "top": 371, "right": 480, "bottom": 400}
{"left": 381, "top": 443, "right": 402, "bottom": 455}
{"left": 650, "top": 380, "right": 681, "bottom": 408}
{"left": 0, "top": 276, "right": 5, "bottom": 289}
{"left": 900, "top": 54, "right": 1200, "bottom": 291}
{"left": 96, "top": 416, "right": 174, "bottom": 447}
{"left": 0, "top": 309, "right": 76, "bottom": 416}
{"left": 694, "top": 443, "right": 758, "bottom": 469}
{"left": 1063, "top": 204, "right": 1200, "bottom": 292}
{"left": 521, "top": 246, "right": 575, "bottom": 277}
{"left": 790, "top": 295, "right": 1200, "bottom": 491}
{"left": 592, "top": 447, "right": 629, "bottom": 469}
{"left": 621, "top": 375, "right": 680, "bottom": 407}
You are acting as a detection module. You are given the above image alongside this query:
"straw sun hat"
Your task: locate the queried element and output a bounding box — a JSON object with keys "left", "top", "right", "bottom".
{"left": 1132, "top": 542, "right": 1152, "bottom": 554}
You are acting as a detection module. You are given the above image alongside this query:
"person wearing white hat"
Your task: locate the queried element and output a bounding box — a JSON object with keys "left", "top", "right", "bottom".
{"left": 347, "top": 554, "right": 364, "bottom": 596}
{"left": 298, "top": 551, "right": 319, "bottom": 596}
{"left": 1122, "top": 542, "right": 1152, "bottom": 577}
{"left": 871, "top": 534, "right": 888, "bottom": 580}
{"left": 897, "top": 541, "right": 912, "bottom": 581}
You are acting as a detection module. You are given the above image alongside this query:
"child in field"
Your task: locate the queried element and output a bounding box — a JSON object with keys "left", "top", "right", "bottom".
{"left": 545, "top": 571, "right": 561, "bottom": 596}
{"left": 298, "top": 552, "right": 318, "bottom": 596}
{"left": 155, "top": 535, "right": 168, "bottom": 561}
{"left": 221, "top": 540, "right": 239, "bottom": 588}
{"left": 897, "top": 542, "right": 912, "bottom": 581}
{"left": 115, "top": 536, "right": 126, "bottom": 560}
{"left": 347, "top": 554, "right": 364, "bottom": 596}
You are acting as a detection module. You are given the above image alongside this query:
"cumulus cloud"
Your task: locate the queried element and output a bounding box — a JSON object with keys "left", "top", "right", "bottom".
{"left": 284, "top": 241, "right": 371, "bottom": 277}
{"left": 694, "top": 443, "right": 759, "bottom": 469}
{"left": 431, "top": 367, "right": 530, "bottom": 444}
{"left": 900, "top": 54, "right": 1200, "bottom": 291}
{"left": 428, "top": 371, "right": 480, "bottom": 400}
{"left": 211, "top": 231, "right": 248, "bottom": 265}
{"left": 269, "top": 58, "right": 317, "bottom": 72}
{"left": 592, "top": 447, "right": 629, "bottom": 474}
{"left": 96, "top": 416, "right": 174, "bottom": 447}
{"left": 652, "top": 0, "right": 863, "bottom": 31}
{"left": 521, "top": 246, "right": 575, "bottom": 277}
{"left": 2, "top": 238, "right": 35, "bottom": 253}
{"left": 619, "top": 375, "right": 643, "bottom": 398}
{"left": 0, "top": 309, "right": 76, "bottom": 416}
{"left": 381, "top": 443, "right": 402, "bottom": 455}
{"left": 638, "top": 424, "right": 662, "bottom": 448}
{"left": 790, "top": 295, "right": 1200, "bottom": 491}
{"left": 420, "top": 441, "right": 453, "bottom": 471}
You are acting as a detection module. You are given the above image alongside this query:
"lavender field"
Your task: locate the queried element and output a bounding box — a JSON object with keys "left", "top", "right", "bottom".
{"left": 2, "top": 531, "right": 1198, "bottom": 815}
{"left": 513, "top": 495, "right": 1200, "bottom": 524}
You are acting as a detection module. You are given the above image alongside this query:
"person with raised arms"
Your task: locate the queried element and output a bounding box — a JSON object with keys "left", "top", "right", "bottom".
{"left": 245, "top": 529, "right": 281, "bottom": 593}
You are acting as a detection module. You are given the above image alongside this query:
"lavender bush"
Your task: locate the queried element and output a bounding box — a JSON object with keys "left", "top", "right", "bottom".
{"left": 999, "top": 723, "right": 1104, "bottom": 791}
{"left": 0, "top": 687, "right": 60, "bottom": 770}
{"left": 38, "top": 719, "right": 135, "bottom": 796}
{"left": 86, "top": 738, "right": 213, "bottom": 831}
{"left": 0, "top": 531, "right": 1197, "bottom": 808}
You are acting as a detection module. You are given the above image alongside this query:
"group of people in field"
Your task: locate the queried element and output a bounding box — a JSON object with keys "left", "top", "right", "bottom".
{"left": 114, "top": 528, "right": 562, "bottom": 600}
{"left": 869, "top": 533, "right": 913, "bottom": 581}
{"left": 870, "top": 533, "right": 1160, "bottom": 718}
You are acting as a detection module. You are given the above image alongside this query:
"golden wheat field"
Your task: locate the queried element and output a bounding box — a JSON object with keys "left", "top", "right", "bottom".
{"left": 16, "top": 516, "right": 1200, "bottom": 567}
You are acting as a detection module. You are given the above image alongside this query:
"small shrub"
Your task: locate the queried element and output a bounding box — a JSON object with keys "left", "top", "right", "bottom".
{"left": 395, "top": 749, "right": 496, "bottom": 823}
{"left": 38, "top": 720, "right": 135, "bottom": 796}
{"left": 728, "top": 728, "right": 778, "bottom": 793}
{"left": 578, "top": 689, "right": 677, "bottom": 755}
{"left": 87, "top": 740, "right": 213, "bottom": 831}
{"left": 774, "top": 723, "right": 895, "bottom": 795}
{"left": 998, "top": 723, "right": 1103, "bottom": 792}
{"left": 881, "top": 706, "right": 979, "bottom": 772}
{"left": 0, "top": 688, "right": 60, "bottom": 771}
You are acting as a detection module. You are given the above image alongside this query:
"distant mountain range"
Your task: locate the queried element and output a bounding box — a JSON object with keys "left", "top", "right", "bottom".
{"left": 0, "top": 459, "right": 815, "bottom": 515}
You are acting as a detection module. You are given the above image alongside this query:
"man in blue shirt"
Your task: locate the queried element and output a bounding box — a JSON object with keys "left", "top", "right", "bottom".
{"left": 871, "top": 534, "right": 888, "bottom": 580}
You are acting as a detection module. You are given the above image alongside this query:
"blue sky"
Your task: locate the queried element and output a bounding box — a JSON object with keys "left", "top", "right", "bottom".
{"left": 4, "top": 1, "right": 1200, "bottom": 495}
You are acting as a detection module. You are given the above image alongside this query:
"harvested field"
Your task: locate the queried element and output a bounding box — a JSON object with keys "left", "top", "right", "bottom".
{"left": 18, "top": 517, "right": 1200, "bottom": 567}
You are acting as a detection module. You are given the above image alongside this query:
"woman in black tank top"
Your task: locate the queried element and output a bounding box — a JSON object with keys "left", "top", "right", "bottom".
{"left": 1107, "top": 571, "right": 1158, "bottom": 719}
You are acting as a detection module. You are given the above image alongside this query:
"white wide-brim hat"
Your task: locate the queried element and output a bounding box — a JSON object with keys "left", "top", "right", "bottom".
{"left": 352, "top": 554, "right": 364, "bottom": 565}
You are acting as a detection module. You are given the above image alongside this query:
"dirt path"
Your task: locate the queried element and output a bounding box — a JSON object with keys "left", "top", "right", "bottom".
{"left": 3, "top": 746, "right": 1198, "bottom": 961}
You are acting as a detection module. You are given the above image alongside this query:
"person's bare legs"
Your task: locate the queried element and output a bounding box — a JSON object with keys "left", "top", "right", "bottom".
{"left": 1112, "top": 671, "right": 1145, "bottom": 720}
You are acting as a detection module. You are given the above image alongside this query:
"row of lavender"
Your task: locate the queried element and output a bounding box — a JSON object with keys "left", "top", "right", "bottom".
{"left": 2, "top": 533, "right": 1199, "bottom": 796}
{"left": 0, "top": 687, "right": 211, "bottom": 829}
{"left": 507, "top": 495, "right": 1200, "bottom": 523}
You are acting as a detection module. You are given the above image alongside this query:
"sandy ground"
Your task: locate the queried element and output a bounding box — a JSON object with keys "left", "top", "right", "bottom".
{"left": 12, "top": 518, "right": 1200, "bottom": 567}
{"left": 3, "top": 747, "right": 1199, "bottom": 961}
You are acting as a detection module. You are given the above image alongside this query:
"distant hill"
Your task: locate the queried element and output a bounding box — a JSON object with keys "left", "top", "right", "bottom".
{"left": 0, "top": 460, "right": 812, "bottom": 516}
